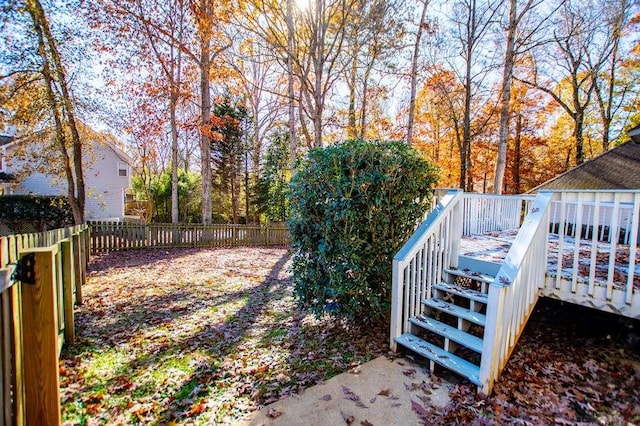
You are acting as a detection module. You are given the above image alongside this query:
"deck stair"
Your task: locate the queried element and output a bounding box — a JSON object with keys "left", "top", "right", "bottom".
{"left": 392, "top": 189, "right": 639, "bottom": 394}
{"left": 394, "top": 266, "right": 491, "bottom": 386}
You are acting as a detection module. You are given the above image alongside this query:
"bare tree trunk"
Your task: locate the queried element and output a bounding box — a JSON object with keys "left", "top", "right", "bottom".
{"left": 170, "top": 92, "right": 180, "bottom": 225}
{"left": 461, "top": 51, "right": 472, "bottom": 191}
{"left": 493, "top": 0, "right": 517, "bottom": 194}
{"left": 170, "top": 64, "right": 181, "bottom": 224}
{"left": 407, "top": 0, "right": 429, "bottom": 146}
{"left": 313, "top": 0, "right": 324, "bottom": 148}
{"left": 27, "top": 0, "right": 84, "bottom": 223}
{"left": 231, "top": 158, "right": 240, "bottom": 224}
{"left": 171, "top": 13, "right": 184, "bottom": 226}
{"left": 244, "top": 149, "right": 250, "bottom": 222}
{"left": 574, "top": 112, "right": 585, "bottom": 164}
{"left": 286, "top": 0, "right": 297, "bottom": 175}
{"left": 359, "top": 65, "right": 370, "bottom": 139}
{"left": 347, "top": 53, "right": 358, "bottom": 139}
{"left": 199, "top": 17, "right": 213, "bottom": 224}
{"left": 512, "top": 114, "right": 522, "bottom": 194}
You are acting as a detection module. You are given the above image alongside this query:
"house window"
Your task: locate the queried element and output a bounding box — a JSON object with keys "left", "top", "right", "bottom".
{"left": 117, "top": 161, "right": 128, "bottom": 177}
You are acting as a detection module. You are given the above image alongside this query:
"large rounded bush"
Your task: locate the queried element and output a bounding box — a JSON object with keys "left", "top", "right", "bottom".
{"left": 289, "top": 140, "right": 439, "bottom": 322}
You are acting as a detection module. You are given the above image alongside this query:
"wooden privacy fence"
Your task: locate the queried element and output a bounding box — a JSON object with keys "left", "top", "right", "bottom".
{"left": 89, "top": 222, "right": 290, "bottom": 253}
{"left": 0, "top": 225, "right": 89, "bottom": 425}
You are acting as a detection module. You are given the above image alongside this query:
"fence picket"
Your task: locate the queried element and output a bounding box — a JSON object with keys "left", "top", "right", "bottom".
{"left": 0, "top": 225, "right": 88, "bottom": 425}
{"left": 87, "top": 222, "right": 290, "bottom": 253}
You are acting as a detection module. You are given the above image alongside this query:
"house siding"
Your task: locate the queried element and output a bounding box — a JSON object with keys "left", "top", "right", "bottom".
{"left": 84, "top": 144, "right": 130, "bottom": 220}
{"left": 5, "top": 142, "right": 131, "bottom": 220}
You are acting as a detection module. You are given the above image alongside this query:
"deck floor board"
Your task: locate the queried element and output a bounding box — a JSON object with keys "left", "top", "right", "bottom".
{"left": 460, "top": 230, "right": 640, "bottom": 290}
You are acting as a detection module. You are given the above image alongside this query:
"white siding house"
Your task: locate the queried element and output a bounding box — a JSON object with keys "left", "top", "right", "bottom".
{"left": 0, "top": 135, "right": 15, "bottom": 196}
{"left": 1, "top": 136, "right": 133, "bottom": 221}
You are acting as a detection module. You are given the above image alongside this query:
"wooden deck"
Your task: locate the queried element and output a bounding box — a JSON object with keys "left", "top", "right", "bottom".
{"left": 391, "top": 190, "right": 640, "bottom": 394}
{"left": 460, "top": 229, "right": 640, "bottom": 319}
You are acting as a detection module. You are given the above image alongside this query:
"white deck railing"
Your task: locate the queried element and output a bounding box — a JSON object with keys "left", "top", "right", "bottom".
{"left": 392, "top": 189, "right": 639, "bottom": 393}
{"left": 462, "top": 193, "right": 535, "bottom": 236}
{"left": 478, "top": 191, "right": 553, "bottom": 395}
{"left": 390, "top": 190, "right": 463, "bottom": 350}
{"left": 545, "top": 190, "right": 640, "bottom": 308}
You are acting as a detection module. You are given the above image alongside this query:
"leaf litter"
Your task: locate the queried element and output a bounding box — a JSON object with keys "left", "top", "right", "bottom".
{"left": 60, "top": 247, "right": 388, "bottom": 424}
{"left": 60, "top": 248, "right": 640, "bottom": 425}
{"left": 410, "top": 298, "right": 640, "bottom": 425}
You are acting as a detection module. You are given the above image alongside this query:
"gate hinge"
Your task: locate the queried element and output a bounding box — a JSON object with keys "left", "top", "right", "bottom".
{"left": 11, "top": 253, "right": 36, "bottom": 285}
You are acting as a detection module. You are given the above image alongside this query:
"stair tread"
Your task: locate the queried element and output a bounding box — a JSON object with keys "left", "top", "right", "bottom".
{"left": 423, "top": 298, "right": 487, "bottom": 326}
{"left": 395, "top": 333, "right": 481, "bottom": 386}
{"left": 433, "top": 282, "right": 488, "bottom": 303}
{"left": 446, "top": 267, "right": 495, "bottom": 284}
{"left": 411, "top": 315, "right": 483, "bottom": 353}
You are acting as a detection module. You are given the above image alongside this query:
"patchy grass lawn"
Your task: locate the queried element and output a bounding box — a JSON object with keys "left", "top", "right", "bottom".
{"left": 60, "top": 247, "right": 388, "bottom": 425}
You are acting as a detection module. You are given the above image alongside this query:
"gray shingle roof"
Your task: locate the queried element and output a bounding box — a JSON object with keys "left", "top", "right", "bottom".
{"left": 0, "top": 135, "right": 13, "bottom": 146}
{"left": 533, "top": 141, "right": 640, "bottom": 191}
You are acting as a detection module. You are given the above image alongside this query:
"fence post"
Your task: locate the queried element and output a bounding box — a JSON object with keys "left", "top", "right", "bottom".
{"left": 84, "top": 226, "right": 90, "bottom": 264}
{"left": 19, "top": 247, "right": 61, "bottom": 425}
{"left": 72, "top": 232, "right": 83, "bottom": 305}
{"left": 60, "top": 240, "right": 75, "bottom": 345}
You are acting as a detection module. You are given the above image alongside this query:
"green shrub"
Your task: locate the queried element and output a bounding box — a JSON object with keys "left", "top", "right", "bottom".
{"left": 0, "top": 195, "right": 73, "bottom": 234}
{"left": 289, "top": 140, "right": 439, "bottom": 322}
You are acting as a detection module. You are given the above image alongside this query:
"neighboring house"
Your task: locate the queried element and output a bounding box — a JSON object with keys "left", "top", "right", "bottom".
{"left": 1, "top": 134, "right": 133, "bottom": 221}
{"left": 0, "top": 135, "right": 15, "bottom": 195}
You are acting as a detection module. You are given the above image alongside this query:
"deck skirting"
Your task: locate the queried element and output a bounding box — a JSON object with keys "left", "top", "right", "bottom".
{"left": 541, "top": 276, "right": 640, "bottom": 319}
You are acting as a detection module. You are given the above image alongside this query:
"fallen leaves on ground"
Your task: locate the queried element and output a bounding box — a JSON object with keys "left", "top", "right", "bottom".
{"left": 265, "top": 407, "right": 282, "bottom": 419}
{"left": 60, "top": 247, "right": 388, "bottom": 425}
{"left": 342, "top": 385, "right": 368, "bottom": 409}
{"left": 411, "top": 298, "right": 640, "bottom": 425}
{"left": 61, "top": 247, "right": 640, "bottom": 425}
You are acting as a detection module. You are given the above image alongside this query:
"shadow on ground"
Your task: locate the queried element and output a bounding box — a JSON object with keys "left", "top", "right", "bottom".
{"left": 61, "top": 248, "right": 388, "bottom": 424}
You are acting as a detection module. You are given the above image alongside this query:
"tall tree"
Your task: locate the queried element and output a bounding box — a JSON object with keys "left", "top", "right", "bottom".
{"left": 493, "top": 0, "right": 550, "bottom": 194}
{"left": 230, "top": 39, "right": 286, "bottom": 221}
{"left": 406, "top": 0, "right": 431, "bottom": 145}
{"left": 134, "top": 0, "right": 187, "bottom": 225}
{"left": 243, "top": 0, "right": 358, "bottom": 148}
{"left": 210, "top": 95, "right": 249, "bottom": 224}
{"left": 516, "top": 0, "right": 612, "bottom": 165}
{"left": 192, "top": 0, "right": 214, "bottom": 223}
{"left": 286, "top": 0, "right": 298, "bottom": 174}
{"left": 89, "top": 0, "right": 196, "bottom": 224}
{"left": 1, "top": 0, "right": 86, "bottom": 223}
{"left": 446, "top": 0, "right": 501, "bottom": 189}
{"left": 344, "top": 0, "right": 404, "bottom": 140}
{"left": 591, "top": 0, "right": 635, "bottom": 151}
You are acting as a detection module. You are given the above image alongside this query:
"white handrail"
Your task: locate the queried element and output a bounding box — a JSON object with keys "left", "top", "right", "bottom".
{"left": 390, "top": 189, "right": 463, "bottom": 350}
{"left": 478, "top": 191, "right": 552, "bottom": 395}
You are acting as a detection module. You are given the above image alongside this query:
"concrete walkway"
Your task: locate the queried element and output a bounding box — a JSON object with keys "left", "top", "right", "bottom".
{"left": 240, "top": 356, "right": 453, "bottom": 426}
